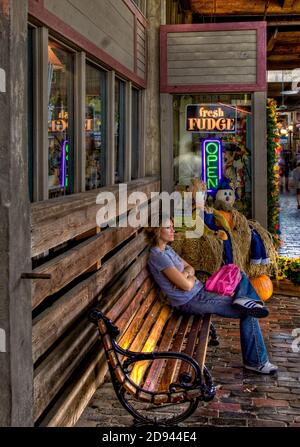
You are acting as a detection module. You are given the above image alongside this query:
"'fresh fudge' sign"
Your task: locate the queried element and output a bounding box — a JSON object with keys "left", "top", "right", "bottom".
{"left": 186, "top": 104, "right": 236, "bottom": 133}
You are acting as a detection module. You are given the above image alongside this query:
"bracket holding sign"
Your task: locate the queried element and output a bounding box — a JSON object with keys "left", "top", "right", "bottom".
{"left": 202, "top": 139, "right": 223, "bottom": 193}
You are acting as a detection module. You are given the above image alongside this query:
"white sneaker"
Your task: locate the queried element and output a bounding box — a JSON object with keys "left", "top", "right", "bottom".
{"left": 244, "top": 361, "right": 278, "bottom": 375}
{"left": 233, "top": 297, "right": 269, "bottom": 318}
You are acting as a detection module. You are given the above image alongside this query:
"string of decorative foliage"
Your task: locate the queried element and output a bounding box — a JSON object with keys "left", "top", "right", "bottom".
{"left": 267, "top": 98, "right": 281, "bottom": 248}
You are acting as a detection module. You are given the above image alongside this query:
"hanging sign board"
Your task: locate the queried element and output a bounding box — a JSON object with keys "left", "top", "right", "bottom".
{"left": 202, "top": 139, "right": 223, "bottom": 192}
{"left": 186, "top": 104, "right": 237, "bottom": 133}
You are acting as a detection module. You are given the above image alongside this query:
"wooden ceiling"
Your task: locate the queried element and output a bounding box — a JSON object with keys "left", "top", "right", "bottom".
{"left": 190, "top": 0, "right": 300, "bottom": 17}
{"left": 183, "top": 1, "right": 300, "bottom": 70}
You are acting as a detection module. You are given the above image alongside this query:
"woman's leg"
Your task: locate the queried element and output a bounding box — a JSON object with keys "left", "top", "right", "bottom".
{"left": 233, "top": 272, "right": 264, "bottom": 303}
{"left": 179, "top": 289, "right": 269, "bottom": 367}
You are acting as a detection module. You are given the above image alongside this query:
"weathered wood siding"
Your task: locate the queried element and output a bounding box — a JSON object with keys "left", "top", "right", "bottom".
{"left": 44, "top": 0, "right": 135, "bottom": 71}
{"left": 136, "top": 19, "right": 146, "bottom": 79}
{"left": 160, "top": 22, "right": 266, "bottom": 92}
{"left": 31, "top": 177, "right": 160, "bottom": 425}
{"left": 167, "top": 30, "right": 257, "bottom": 85}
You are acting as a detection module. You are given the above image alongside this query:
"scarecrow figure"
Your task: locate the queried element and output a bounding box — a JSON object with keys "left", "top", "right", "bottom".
{"left": 205, "top": 177, "right": 270, "bottom": 266}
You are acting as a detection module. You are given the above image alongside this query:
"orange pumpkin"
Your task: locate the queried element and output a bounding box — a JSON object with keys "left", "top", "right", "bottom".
{"left": 250, "top": 275, "right": 273, "bottom": 302}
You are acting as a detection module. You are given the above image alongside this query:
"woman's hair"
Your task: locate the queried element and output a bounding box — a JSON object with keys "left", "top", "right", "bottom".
{"left": 144, "top": 212, "right": 173, "bottom": 247}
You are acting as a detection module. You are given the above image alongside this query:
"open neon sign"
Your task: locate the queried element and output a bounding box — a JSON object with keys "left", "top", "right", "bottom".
{"left": 60, "top": 140, "right": 69, "bottom": 189}
{"left": 202, "top": 139, "right": 222, "bottom": 192}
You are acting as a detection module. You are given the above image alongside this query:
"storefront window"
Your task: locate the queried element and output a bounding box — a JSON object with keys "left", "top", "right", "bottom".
{"left": 115, "top": 78, "right": 126, "bottom": 184}
{"left": 131, "top": 88, "right": 140, "bottom": 180}
{"left": 173, "top": 94, "right": 253, "bottom": 217}
{"left": 48, "top": 40, "right": 74, "bottom": 199}
{"left": 85, "top": 64, "right": 107, "bottom": 190}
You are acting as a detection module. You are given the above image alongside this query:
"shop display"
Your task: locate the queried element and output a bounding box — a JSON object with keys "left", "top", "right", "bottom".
{"left": 172, "top": 179, "right": 277, "bottom": 281}
{"left": 47, "top": 41, "right": 73, "bottom": 198}
{"left": 173, "top": 94, "right": 252, "bottom": 218}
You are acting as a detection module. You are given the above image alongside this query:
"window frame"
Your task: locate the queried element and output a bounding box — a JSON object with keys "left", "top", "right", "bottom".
{"left": 85, "top": 61, "right": 108, "bottom": 190}
{"left": 28, "top": 27, "right": 146, "bottom": 203}
{"left": 47, "top": 37, "right": 76, "bottom": 199}
{"left": 114, "top": 76, "right": 126, "bottom": 184}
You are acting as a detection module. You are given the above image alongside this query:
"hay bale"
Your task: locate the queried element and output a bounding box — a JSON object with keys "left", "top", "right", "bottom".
{"left": 246, "top": 220, "right": 278, "bottom": 278}
{"left": 172, "top": 232, "right": 223, "bottom": 273}
{"left": 171, "top": 211, "right": 278, "bottom": 279}
{"left": 231, "top": 209, "right": 252, "bottom": 272}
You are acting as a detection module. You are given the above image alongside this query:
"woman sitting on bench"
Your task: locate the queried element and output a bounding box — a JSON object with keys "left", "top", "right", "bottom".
{"left": 145, "top": 214, "right": 278, "bottom": 375}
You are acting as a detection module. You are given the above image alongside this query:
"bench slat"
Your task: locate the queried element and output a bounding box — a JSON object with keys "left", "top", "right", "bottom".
{"left": 119, "top": 288, "right": 161, "bottom": 351}
{"left": 142, "top": 312, "right": 181, "bottom": 392}
{"left": 130, "top": 305, "right": 172, "bottom": 386}
{"left": 193, "top": 315, "right": 212, "bottom": 371}
{"left": 113, "top": 277, "right": 153, "bottom": 335}
{"left": 158, "top": 314, "right": 191, "bottom": 392}
{"left": 107, "top": 268, "right": 150, "bottom": 322}
{"left": 178, "top": 316, "right": 204, "bottom": 380}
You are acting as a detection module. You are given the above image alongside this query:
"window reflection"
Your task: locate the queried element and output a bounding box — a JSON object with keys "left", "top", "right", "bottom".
{"left": 48, "top": 41, "right": 73, "bottom": 199}
{"left": 85, "top": 64, "right": 106, "bottom": 190}
{"left": 173, "top": 94, "right": 253, "bottom": 217}
{"left": 115, "top": 78, "right": 126, "bottom": 183}
{"left": 131, "top": 88, "right": 140, "bottom": 180}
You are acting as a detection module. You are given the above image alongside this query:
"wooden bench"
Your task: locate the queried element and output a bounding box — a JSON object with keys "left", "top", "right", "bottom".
{"left": 89, "top": 267, "right": 219, "bottom": 426}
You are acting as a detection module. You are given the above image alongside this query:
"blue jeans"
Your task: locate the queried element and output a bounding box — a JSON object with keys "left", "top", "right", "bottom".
{"left": 177, "top": 273, "right": 269, "bottom": 368}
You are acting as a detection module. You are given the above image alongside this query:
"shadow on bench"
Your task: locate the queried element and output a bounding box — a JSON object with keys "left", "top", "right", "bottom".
{"left": 89, "top": 270, "right": 219, "bottom": 426}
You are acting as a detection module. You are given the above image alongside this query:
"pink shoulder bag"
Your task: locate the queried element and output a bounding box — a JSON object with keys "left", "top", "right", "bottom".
{"left": 205, "top": 264, "right": 242, "bottom": 296}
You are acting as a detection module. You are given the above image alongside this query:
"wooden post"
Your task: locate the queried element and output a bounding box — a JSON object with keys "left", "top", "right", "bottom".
{"left": 74, "top": 51, "right": 86, "bottom": 193}
{"left": 253, "top": 91, "right": 268, "bottom": 227}
{"left": 0, "top": 0, "right": 33, "bottom": 426}
{"left": 145, "top": 0, "right": 163, "bottom": 179}
{"left": 160, "top": 93, "right": 174, "bottom": 193}
{"left": 107, "top": 71, "right": 115, "bottom": 185}
{"left": 125, "top": 81, "right": 132, "bottom": 182}
{"left": 33, "top": 27, "right": 48, "bottom": 201}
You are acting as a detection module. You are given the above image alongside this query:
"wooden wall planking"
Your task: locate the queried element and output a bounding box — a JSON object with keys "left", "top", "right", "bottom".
{"left": 160, "top": 22, "right": 267, "bottom": 93}
{"left": 168, "top": 75, "right": 257, "bottom": 84}
{"left": 168, "top": 51, "right": 257, "bottom": 61}
{"left": 31, "top": 177, "right": 159, "bottom": 256}
{"left": 166, "top": 30, "right": 257, "bottom": 86}
{"left": 32, "top": 225, "right": 139, "bottom": 309}
{"left": 39, "top": 343, "right": 108, "bottom": 427}
{"left": 44, "top": 0, "right": 135, "bottom": 71}
{"left": 31, "top": 178, "right": 160, "bottom": 425}
{"left": 33, "top": 254, "right": 149, "bottom": 421}
{"left": 32, "top": 232, "right": 147, "bottom": 363}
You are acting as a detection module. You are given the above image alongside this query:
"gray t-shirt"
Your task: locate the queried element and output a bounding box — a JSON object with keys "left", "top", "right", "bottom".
{"left": 147, "top": 245, "right": 203, "bottom": 307}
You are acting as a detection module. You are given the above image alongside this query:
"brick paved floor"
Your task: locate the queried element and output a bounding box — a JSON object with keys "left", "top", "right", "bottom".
{"left": 279, "top": 189, "right": 300, "bottom": 258}
{"left": 77, "top": 294, "right": 300, "bottom": 427}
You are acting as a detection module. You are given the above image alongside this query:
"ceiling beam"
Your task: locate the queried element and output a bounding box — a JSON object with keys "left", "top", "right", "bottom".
{"left": 268, "top": 62, "right": 300, "bottom": 69}
{"left": 267, "top": 19, "right": 300, "bottom": 25}
{"left": 271, "top": 44, "right": 300, "bottom": 54}
{"left": 275, "top": 31, "right": 300, "bottom": 43}
{"left": 191, "top": 0, "right": 300, "bottom": 16}
{"left": 267, "top": 28, "right": 279, "bottom": 52}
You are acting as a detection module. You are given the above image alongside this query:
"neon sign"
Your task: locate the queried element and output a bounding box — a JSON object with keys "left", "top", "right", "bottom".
{"left": 186, "top": 104, "right": 236, "bottom": 133}
{"left": 202, "top": 139, "right": 222, "bottom": 192}
{"left": 60, "top": 140, "right": 69, "bottom": 189}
